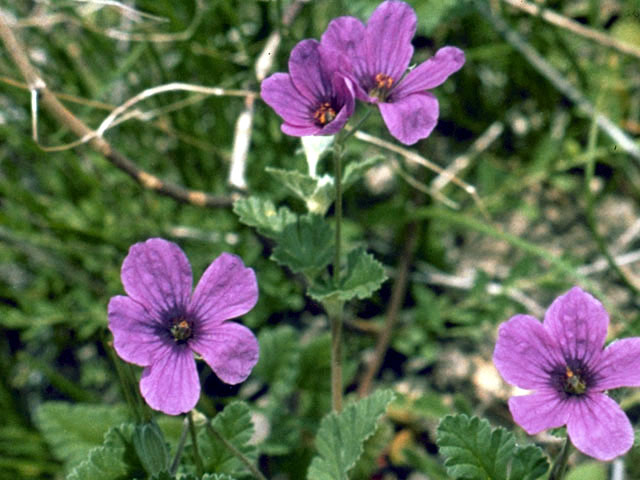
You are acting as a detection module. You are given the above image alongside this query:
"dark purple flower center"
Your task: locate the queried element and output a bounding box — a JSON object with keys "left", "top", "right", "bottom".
{"left": 550, "top": 359, "right": 593, "bottom": 396}
{"left": 369, "top": 73, "right": 394, "bottom": 101}
{"left": 170, "top": 317, "right": 193, "bottom": 344}
{"left": 313, "top": 102, "right": 337, "bottom": 126}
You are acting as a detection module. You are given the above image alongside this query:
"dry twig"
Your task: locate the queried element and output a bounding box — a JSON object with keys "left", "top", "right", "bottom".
{"left": 0, "top": 12, "right": 231, "bottom": 208}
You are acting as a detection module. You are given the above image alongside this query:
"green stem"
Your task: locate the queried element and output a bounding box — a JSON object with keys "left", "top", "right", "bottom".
{"left": 204, "top": 420, "right": 268, "bottom": 480}
{"left": 169, "top": 417, "right": 189, "bottom": 475}
{"left": 548, "top": 436, "right": 571, "bottom": 480}
{"left": 329, "top": 136, "right": 346, "bottom": 412}
{"left": 107, "top": 344, "right": 142, "bottom": 423}
{"left": 188, "top": 411, "right": 205, "bottom": 477}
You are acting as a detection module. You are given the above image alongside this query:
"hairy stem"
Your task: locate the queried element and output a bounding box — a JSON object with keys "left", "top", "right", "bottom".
{"left": 548, "top": 436, "right": 571, "bottom": 480}
{"left": 188, "top": 411, "right": 205, "bottom": 477}
{"left": 329, "top": 137, "right": 345, "bottom": 412}
{"left": 170, "top": 417, "right": 190, "bottom": 475}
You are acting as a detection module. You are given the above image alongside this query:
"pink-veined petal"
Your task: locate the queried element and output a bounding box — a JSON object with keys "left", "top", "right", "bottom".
{"left": 108, "top": 295, "right": 172, "bottom": 367}
{"left": 393, "top": 46, "right": 465, "bottom": 97}
{"left": 594, "top": 338, "right": 640, "bottom": 390}
{"left": 189, "top": 253, "right": 258, "bottom": 328}
{"left": 543, "top": 286, "right": 608, "bottom": 368}
{"left": 139, "top": 345, "right": 200, "bottom": 415}
{"left": 509, "top": 389, "right": 569, "bottom": 434}
{"left": 566, "top": 393, "right": 633, "bottom": 461}
{"left": 365, "top": 1, "right": 416, "bottom": 83}
{"left": 120, "top": 238, "right": 192, "bottom": 318}
{"left": 261, "top": 73, "right": 315, "bottom": 126}
{"left": 190, "top": 322, "right": 259, "bottom": 385}
{"left": 493, "top": 314, "right": 563, "bottom": 390}
{"left": 321, "top": 16, "right": 369, "bottom": 99}
{"left": 289, "top": 39, "right": 334, "bottom": 103}
{"left": 378, "top": 92, "right": 438, "bottom": 145}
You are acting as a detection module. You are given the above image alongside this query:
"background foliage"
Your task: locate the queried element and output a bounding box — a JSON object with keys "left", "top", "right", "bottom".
{"left": 1, "top": 0, "right": 640, "bottom": 478}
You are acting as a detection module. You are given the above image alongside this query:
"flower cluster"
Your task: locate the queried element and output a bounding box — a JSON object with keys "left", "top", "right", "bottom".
{"left": 493, "top": 286, "right": 640, "bottom": 461}
{"left": 261, "top": 0, "right": 465, "bottom": 145}
{"left": 108, "top": 238, "right": 259, "bottom": 415}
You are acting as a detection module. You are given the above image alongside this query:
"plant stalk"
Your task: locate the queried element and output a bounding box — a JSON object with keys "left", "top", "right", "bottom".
{"left": 548, "top": 436, "right": 571, "bottom": 480}
{"left": 188, "top": 411, "right": 205, "bottom": 477}
{"left": 329, "top": 137, "right": 345, "bottom": 412}
{"left": 170, "top": 416, "right": 190, "bottom": 475}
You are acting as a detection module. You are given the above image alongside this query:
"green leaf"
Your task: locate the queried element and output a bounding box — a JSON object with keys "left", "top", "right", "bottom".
{"left": 266, "top": 167, "right": 334, "bottom": 215}
{"left": 436, "top": 414, "right": 549, "bottom": 480}
{"left": 233, "top": 197, "right": 297, "bottom": 239}
{"left": 342, "top": 156, "right": 384, "bottom": 191}
{"left": 271, "top": 214, "right": 333, "bottom": 276}
{"left": 309, "top": 248, "right": 387, "bottom": 302}
{"left": 132, "top": 422, "right": 169, "bottom": 476}
{"left": 509, "top": 445, "right": 549, "bottom": 480}
{"left": 201, "top": 475, "right": 238, "bottom": 480}
{"left": 306, "top": 389, "right": 395, "bottom": 480}
{"left": 35, "top": 402, "right": 128, "bottom": 470}
{"left": 266, "top": 167, "right": 319, "bottom": 200}
{"left": 198, "top": 402, "right": 256, "bottom": 476}
{"left": 66, "top": 423, "right": 146, "bottom": 480}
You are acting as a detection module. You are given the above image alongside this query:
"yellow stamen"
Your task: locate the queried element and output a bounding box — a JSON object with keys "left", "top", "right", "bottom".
{"left": 313, "top": 102, "right": 337, "bottom": 125}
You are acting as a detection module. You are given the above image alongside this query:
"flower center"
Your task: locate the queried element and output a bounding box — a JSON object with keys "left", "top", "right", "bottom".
{"left": 313, "top": 102, "right": 337, "bottom": 126}
{"left": 170, "top": 318, "right": 192, "bottom": 343}
{"left": 562, "top": 366, "right": 587, "bottom": 395}
{"left": 369, "top": 73, "right": 394, "bottom": 101}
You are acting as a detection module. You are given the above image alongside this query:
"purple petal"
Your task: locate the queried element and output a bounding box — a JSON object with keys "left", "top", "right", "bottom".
{"left": 566, "top": 393, "right": 633, "bottom": 461}
{"left": 190, "top": 322, "right": 259, "bottom": 384}
{"left": 316, "top": 74, "right": 355, "bottom": 135}
{"left": 393, "top": 47, "right": 465, "bottom": 98}
{"left": 378, "top": 92, "right": 438, "bottom": 145}
{"left": 321, "top": 16, "right": 369, "bottom": 99}
{"left": 543, "top": 286, "right": 608, "bottom": 367}
{"left": 365, "top": 0, "right": 416, "bottom": 85}
{"left": 594, "top": 338, "right": 640, "bottom": 390}
{"left": 282, "top": 123, "right": 322, "bottom": 136}
{"left": 140, "top": 345, "right": 200, "bottom": 415}
{"left": 493, "top": 314, "right": 563, "bottom": 390}
{"left": 261, "top": 73, "right": 316, "bottom": 130}
{"left": 509, "top": 389, "right": 569, "bottom": 434}
{"left": 108, "top": 295, "right": 171, "bottom": 367}
{"left": 121, "top": 238, "right": 192, "bottom": 318}
{"left": 289, "top": 39, "right": 334, "bottom": 103}
{"left": 188, "top": 253, "right": 258, "bottom": 328}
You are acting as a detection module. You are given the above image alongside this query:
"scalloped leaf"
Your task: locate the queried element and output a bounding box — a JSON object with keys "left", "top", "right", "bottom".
{"left": 198, "top": 402, "right": 256, "bottom": 476}
{"left": 66, "top": 423, "right": 145, "bottom": 480}
{"left": 309, "top": 248, "right": 386, "bottom": 302}
{"left": 437, "top": 414, "right": 548, "bottom": 480}
{"left": 306, "top": 389, "right": 395, "bottom": 480}
{"left": 271, "top": 214, "right": 333, "bottom": 276}
{"left": 35, "top": 402, "right": 128, "bottom": 470}
{"left": 233, "top": 197, "right": 297, "bottom": 239}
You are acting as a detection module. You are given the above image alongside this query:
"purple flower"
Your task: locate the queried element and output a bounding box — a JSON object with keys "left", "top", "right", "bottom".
{"left": 108, "top": 238, "right": 259, "bottom": 415}
{"left": 493, "top": 286, "right": 640, "bottom": 461}
{"left": 321, "top": 0, "right": 465, "bottom": 145}
{"left": 261, "top": 39, "right": 355, "bottom": 136}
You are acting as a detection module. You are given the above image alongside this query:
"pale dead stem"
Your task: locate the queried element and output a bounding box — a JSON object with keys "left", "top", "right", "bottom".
{"left": 480, "top": 1, "right": 640, "bottom": 162}
{"left": 227, "top": 0, "right": 307, "bottom": 191}
{"left": 353, "top": 130, "right": 491, "bottom": 219}
{"left": 502, "top": 0, "right": 640, "bottom": 61}
{"left": 11, "top": 0, "right": 205, "bottom": 43}
{"left": 0, "top": 12, "right": 231, "bottom": 208}
{"left": 72, "top": 0, "right": 168, "bottom": 23}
